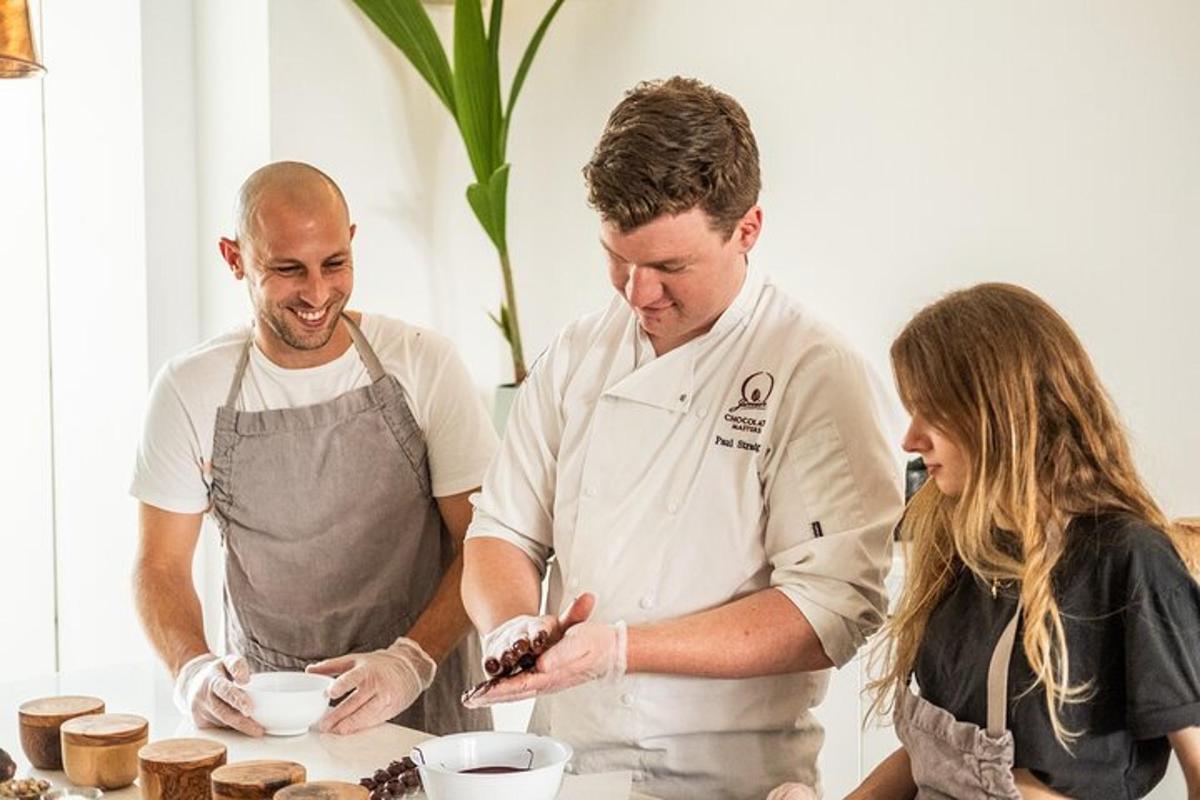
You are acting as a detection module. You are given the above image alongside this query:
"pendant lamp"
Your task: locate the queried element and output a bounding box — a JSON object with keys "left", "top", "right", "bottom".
{"left": 0, "top": 0, "right": 45, "bottom": 77}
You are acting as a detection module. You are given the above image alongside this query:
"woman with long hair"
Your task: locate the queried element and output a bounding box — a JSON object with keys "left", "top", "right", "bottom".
{"left": 847, "top": 283, "right": 1200, "bottom": 798}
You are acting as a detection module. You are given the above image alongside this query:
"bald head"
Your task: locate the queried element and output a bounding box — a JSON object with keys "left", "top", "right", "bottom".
{"left": 234, "top": 161, "right": 349, "bottom": 244}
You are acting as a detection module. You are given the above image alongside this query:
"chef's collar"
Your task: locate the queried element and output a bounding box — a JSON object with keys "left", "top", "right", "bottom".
{"left": 707, "top": 257, "right": 764, "bottom": 339}
{"left": 611, "top": 260, "right": 765, "bottom": 413}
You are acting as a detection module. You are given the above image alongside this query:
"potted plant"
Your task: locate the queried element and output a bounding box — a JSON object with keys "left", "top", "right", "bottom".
{"left": 351, "top": 0, "right": 567, "bottom": 398}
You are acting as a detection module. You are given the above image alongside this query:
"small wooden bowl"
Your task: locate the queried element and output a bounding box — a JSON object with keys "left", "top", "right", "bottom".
{"left": 60, "top": 713, "right": 149, "bottom": 789}
{"left": 274, "top": 781, "right": 369, "bottom": 800}
{"left": 211, "top": 760, "right": 306, "bottom": 800}
{"left": 139, "top": 738, "right": 228, "bottom": 800}
{"left": 18, "top": 696, "right": 105, "bottom": 770}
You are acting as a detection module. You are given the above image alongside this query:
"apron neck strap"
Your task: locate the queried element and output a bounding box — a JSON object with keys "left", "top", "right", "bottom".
{"left": 340, "top": 312, "right": 387, "bottom": 383}
{"left": 223, "top": 313, "right": 386, "bottom": 408}
{"left": 225, "top": 335, "right": 255, "bottom": 408}
{"left": 985, "top": 593, "right": 1023, "bottom": 736}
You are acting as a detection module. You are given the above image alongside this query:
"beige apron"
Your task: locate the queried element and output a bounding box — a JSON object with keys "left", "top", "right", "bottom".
{"left": 895, "top": 596, "right": 1024, "bottom": 799}
{"left": 208, "top": 314, "right": 488, "bottom": 735}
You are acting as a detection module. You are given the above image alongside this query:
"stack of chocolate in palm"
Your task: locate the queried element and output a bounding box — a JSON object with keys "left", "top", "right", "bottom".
{"left": 462, "top": 630, "right": 550, "bottom": 704}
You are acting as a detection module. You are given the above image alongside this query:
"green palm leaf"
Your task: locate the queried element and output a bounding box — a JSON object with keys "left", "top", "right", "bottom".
{"left": 350, "top": 0, "right": 456, "bottom": 113}
{"left": 453, "top": 0, "right": 501, "bottom": 182}
{"left": 466, "top": 163, "right": 511, "bottom": 254}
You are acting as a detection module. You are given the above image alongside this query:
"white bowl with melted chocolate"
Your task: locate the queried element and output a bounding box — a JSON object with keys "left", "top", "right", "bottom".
{"left": 410, "top": 731, "right": 572, "bottom": 800}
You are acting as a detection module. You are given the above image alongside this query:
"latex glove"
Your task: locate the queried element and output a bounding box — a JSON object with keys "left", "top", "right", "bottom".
{"left": 307, "top": 637, "right": 436, "bottom": 735}
{"left": 765, "top": 783, "right": 818, "bottom": 800}
{"left": 465, "top": 599, "right": 626, "bottom": 707}
{"left": 479, "top": 594, "right": 597, "bottom": 676}
{"left": 173, "top": 653, "right": 264, "bottom": 737}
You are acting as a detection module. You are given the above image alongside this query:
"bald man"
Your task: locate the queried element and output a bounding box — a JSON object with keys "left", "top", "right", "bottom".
{"left": 131, "top": 161, "right": 493, "bottom": 737}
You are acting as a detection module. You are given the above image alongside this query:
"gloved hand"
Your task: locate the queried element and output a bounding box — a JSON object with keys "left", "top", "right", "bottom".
{"left": 173, "top": 653, "right": 264, "bottom": 737}
{"left": 765, "top": 783, "right": 818, "bottom": 800}
{"left": 464, "top": 595, "right": 626, "bottom": 707}
{"left": 306, "top": 637, "right": 436, "bottom": 735}
{"left": 479, "top": 593, "right": 597, "bottom": 677}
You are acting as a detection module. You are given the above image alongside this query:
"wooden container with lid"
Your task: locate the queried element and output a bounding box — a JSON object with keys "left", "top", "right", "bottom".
{"left": 210, "top": 760, "right": 306, "bottom": 800}
{"left": 139, "top": 738, "right": 228, "bottom": 800}
{"left": 60, "top": 713, "right": 149, "bottom": 789}
{"left": 17, "top": 696, "right": 105, "bottom": 770}
{"left": 274, "top": 781, "right": 369, "bottom": 800}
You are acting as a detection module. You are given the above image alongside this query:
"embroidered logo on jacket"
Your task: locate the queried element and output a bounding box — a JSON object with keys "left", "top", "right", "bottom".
{"left": 728, "top": 371, "right": 775, "bottom": 413}
{"left": 716, "top": 370, "right": 774, "bottom": 445}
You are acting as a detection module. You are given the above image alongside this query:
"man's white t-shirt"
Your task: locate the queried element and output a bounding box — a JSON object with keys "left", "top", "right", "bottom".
{"left": 131, "top": 313, "right": 498, "bottom": 514}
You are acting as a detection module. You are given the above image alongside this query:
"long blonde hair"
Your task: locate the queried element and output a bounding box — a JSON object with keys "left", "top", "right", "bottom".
{"left": 870, "top": 282, "right": 1199, "bottom": 747}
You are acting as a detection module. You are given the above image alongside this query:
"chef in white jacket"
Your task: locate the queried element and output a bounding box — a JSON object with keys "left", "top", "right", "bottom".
{"left": 461, "top": 76, "right": 903, "bottom": 800}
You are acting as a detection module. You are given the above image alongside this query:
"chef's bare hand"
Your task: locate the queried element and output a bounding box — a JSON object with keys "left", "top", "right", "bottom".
{"left": 765, "top": 783, "right": 818, "bottom": 800}
{"left": 465, "top": 594, "right": 626, "bottom": 707}
{"left": 307, "top": 638, "right": 436, "bottom": 735}
{"left": 174, "top": 653, "right": 264, "bottom": 737}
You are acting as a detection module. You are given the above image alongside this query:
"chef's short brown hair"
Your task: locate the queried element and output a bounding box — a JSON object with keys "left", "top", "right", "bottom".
{"left": 583, "top": 76, "right": 761, "bottom": 238}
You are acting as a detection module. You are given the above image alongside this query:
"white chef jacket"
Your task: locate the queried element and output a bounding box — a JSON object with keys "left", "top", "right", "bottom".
{"left": 466, "top": 263, "right": 903, "bottom": 800}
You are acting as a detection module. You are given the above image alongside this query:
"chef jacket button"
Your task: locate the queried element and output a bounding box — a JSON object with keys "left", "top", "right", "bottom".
{"left": 569, "top": 577, "right": 581, "bottom": 589}
{"left": 585, "top": 486, "right": 597, "bottom": 497}
{"left": 639, "top": 595, "right": 654, "bottom": 610}
{"left": 621, "top": 693, "right": 634, "bottom": 706}
{"left": 696, "top": 407, "right": 707, "bottom": 418}
{"left": 678, "top": 393, "right": 687, "bottom": 403}
{"left": 632, "top": 769, "right": 646, "bottom": 781}
{"left": 667, "top": 501, "right": 679, "bottom": 513}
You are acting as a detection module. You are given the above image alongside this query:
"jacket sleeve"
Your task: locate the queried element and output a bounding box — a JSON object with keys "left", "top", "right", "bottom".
{"left": 464, "top": 328, "right": 573, "bottom": 573}
{"left": 763, "top": 346, "right": 904, "bottom": 667}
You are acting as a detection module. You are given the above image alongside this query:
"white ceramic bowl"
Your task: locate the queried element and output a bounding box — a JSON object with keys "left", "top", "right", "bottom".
{"left": 244, "top": 671, "right": 332, "bottom": 736}
{"left": 411, "top": 731, "right": 573, "bottom": 800}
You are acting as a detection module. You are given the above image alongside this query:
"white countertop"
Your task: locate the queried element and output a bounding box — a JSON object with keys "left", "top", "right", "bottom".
{"left": 1, "top": 663, "right": 653, "bottom": 800}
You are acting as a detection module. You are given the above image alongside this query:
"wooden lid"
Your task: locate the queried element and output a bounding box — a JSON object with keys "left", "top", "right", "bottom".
{"left": 274, "top": 782, "right": 369, "bottom": 800}
{"left": 138, "top": 738, "right": 227, "bottom": 771}
{"left": 60, "top": 713, "right": 149, "bottom": 745}
{"left": 18, "top": 696, "right": 105, "bottom": 727}
{"left": 211, "top": 760, "right": 306, "bottom": 797}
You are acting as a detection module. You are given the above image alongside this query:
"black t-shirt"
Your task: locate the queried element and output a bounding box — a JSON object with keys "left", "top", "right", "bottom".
{"left": 916, "top": 513, "right": 1200, "bottom": 798}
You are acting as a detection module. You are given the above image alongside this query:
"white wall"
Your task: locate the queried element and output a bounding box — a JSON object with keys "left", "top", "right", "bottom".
{"left": 0, "top": 72, "right": 57, "bottom": 682}
{"left": 40, "top": 0, "right": 153, "bottom": 672}
{"left": 142, "top": 0, "right": 201, "bottom": 374}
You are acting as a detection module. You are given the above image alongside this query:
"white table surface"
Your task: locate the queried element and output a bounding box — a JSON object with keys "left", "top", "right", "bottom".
{"left": 0, "top": 663, "right": 654, "bottom": 800}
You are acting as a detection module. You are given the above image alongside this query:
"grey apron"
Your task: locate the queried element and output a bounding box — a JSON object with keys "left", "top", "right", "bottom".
{"left": 208, "top": 313, "right": 488, "bottom": 735}
{"left": 895, "top": 595, "right": 1024, "bottom": 799}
